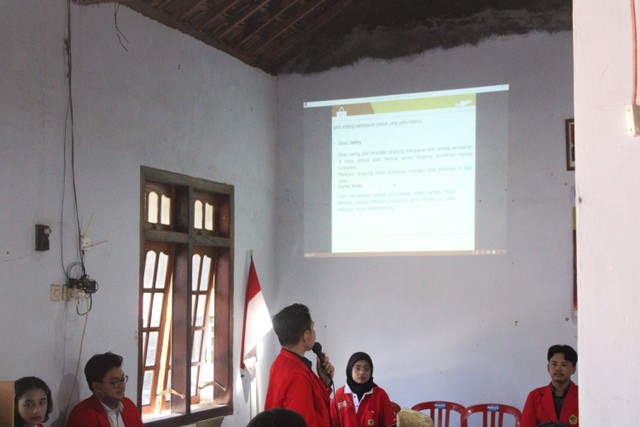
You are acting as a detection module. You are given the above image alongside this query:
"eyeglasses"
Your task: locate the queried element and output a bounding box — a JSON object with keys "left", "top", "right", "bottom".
{"left": 103, "top": 375, "right": 128, "bottom": 388}
{"left": 352, "top": 365, "right": 371, "bottom": 373}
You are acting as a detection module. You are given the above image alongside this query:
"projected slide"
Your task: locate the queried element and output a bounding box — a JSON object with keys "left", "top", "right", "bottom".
{"left": 304, "top": 85, "right": 508, "bottom": 257}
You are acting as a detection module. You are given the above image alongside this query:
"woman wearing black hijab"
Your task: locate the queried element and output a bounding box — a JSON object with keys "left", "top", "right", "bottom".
{"left": 330, "top": 352, "right": 396, "bottom": 427}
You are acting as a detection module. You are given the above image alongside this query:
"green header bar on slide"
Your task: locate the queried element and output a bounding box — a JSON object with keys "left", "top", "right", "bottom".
{"left": 304, "top": 84, "right": 508, "bottom": 108}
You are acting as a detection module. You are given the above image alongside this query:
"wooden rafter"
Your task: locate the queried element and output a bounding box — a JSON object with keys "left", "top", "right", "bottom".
{"left": 269, "top": 0, "right": 354, "bottom": 67}
{"left": 235, "top": 0, "right": 299, "bottom": 50}
{"left": 197, "top": 0, "right": 244, "bottom": 31}
{"left": 248, "top": 0, "right": 328, "bottom": 57}
{"left": 214, "top": 0, "right": 271, "bottom": 40}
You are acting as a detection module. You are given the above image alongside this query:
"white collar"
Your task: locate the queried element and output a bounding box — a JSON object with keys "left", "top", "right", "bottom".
{"left": 344, "top": 384, "right": 374, "bottom": 397}
{"left": 100, "top": 399, "right": 124, "bottom": 413}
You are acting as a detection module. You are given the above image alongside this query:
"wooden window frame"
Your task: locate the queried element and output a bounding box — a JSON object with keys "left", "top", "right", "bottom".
{"left": 139, "top": 166, "right": 234, "bottom": 427}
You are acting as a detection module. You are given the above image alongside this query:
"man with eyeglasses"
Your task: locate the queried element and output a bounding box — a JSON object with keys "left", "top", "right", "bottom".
{"left": 66, "top": 352, "right": 144, "bottom": 427}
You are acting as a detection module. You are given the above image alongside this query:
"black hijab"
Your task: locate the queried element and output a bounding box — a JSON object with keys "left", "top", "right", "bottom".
{"left": 346, "top": 352, "right": 376, "bottom": 400}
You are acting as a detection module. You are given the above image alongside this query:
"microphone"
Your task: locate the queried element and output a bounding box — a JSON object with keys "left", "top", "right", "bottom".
{"left": 312, "top": 342, "right": 333, "bottom": 387}
{"left": 312, "top": 342, "right": 324, "bottom": 361}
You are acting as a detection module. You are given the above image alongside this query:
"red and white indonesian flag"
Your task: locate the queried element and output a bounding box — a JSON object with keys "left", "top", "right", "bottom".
{"left": 240, "top": 257, "right": 272, "bottom": 379}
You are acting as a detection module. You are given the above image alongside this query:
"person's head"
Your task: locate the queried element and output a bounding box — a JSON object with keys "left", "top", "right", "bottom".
{"left": 246, "top": 408, "right": 307, "bottom": 427}
{"left": 547, "top": 344, "right": 577, "bottom": 386}
{"left": 272, "top": 303, "right": 315, "bottom": 348}
{"left": 347, "top": 352, "right": 374, "bottom": 385}
{"left": 14, "top": 376, "right": 53, "bottom": 427}
{"left": 547, "top": 344, "right": 577, "bottom": 366}
{"left": 84, "top": 352, "right": 128, "bottom": 407}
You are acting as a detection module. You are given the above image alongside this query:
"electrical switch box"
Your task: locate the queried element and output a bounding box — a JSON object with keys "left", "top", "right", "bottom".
{"left": 35, "top": 224, "right": 51, "bottom": 251}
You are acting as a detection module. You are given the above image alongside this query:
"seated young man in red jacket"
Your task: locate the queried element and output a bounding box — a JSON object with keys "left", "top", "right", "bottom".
{"left": 521, "top": 344, "right": 579, "bottom": 427}
{"left": 265, "top": 303, "right": 335, "bottom": 427}
{"left": 66, "top": 352, "right": 144, "bottom": 427}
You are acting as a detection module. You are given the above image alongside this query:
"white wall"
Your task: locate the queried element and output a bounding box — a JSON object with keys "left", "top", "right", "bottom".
{"left": 574, "top": 1, "right": 640, "bottom": 425}
{"left": 274, "top": 31, "right": 576, "bottom": 412}
{"left": 1, "top": 0, "right": 580, "bottom": 425}
{"left": 0, "top": 1, "right": 277, "bottom": 426}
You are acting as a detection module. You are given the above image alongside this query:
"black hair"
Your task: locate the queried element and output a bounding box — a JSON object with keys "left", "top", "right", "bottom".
{"left": 14, "top": 376, "right": 53, "bottom": 427}
{"left": 247, "top": 408, "right": 307, "bottom": 427}
{"left": 272, "top": 303, "right": 312, "bottom": 346}
{"left": 547, "top": 344, "right": 578, "bottom": 367}
{"left": 84, "top": 352, "right": 124, "bottom": 391}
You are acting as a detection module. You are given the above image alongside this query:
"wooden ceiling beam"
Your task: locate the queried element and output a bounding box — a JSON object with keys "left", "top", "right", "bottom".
{"left": 215, "top": 0, "right": 271, "bottom": 40}
{"left": 249, "top": 0, "right": 327, "bottom": 57}
{"left": 270, "top": 0, "right": 354, "bottom": 69}
{"left": 155, "top": 0, "right": 177, "bottom": 8}
{"left": 235, "top": 0, "right": 298, "bottom": 49}
{"left": 121, "top": 0, "right": 275, "bottom": 74}
{"left": 175, "top": 0, "right": 209, "bottom": 21}
{"left": 197, "top": 0, "right": 244, "bottom": 31}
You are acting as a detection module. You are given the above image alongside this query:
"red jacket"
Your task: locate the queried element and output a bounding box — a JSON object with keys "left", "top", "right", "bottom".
{"left": 265, "top": 348, "right": 332, "bottom": 427}
{"left": 521, "top": 382, "right": 579, "bottom": 427}
{"left": 65, "top": 394, "right": 144, "bottom": 427}
{"left": 330, "top": 385, "right": 396, "bottom": 427}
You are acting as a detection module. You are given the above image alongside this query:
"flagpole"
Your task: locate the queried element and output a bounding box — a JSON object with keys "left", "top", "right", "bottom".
{"left": 253, "top": 354, "right": 260, "bottom": 416}
{"left": 249, "top": 249, "right": 256, "bottom": 419}
{"left": 249, "top": 250, "right": 255, "bottom": 419}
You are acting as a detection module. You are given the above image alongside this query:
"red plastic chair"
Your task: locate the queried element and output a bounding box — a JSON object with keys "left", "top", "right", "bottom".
{"left": 391, "top": 401, "right": 402, "bottom": 414}
{"left": 411, "top": 401, "right": 466, "bottom": 427}
{"left": 461, "top": 403, "right": 521, "bottom": 427}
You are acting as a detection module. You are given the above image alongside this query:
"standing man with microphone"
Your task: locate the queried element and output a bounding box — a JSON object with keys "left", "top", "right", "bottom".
{"left": 265, "top": 303, "right": 335, "bottom": 427}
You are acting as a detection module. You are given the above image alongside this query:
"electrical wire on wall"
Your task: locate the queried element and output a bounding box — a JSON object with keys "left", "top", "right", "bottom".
{"left": 60, "top": 0, "right": 97, "bottom": 317}
{"left": 626, "top": 0, "right": 640, "bottom": 136}
{"left": 114, "top": 3, "right": 130, "bottom": 51}
{"left": 60, "top": 1, "right": 93, "bottom": 421}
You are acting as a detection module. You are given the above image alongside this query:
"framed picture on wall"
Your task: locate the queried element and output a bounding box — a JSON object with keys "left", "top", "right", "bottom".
{"left": 566, "top": 118, "right": 575, "bottom": 171}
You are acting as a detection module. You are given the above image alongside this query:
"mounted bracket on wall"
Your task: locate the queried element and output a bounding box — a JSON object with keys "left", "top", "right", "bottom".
{"left": 35, "top": 224, "right": 51, "bottom": 251}
{"left": 626, "top": 104, "right": 640, "bottom": 136}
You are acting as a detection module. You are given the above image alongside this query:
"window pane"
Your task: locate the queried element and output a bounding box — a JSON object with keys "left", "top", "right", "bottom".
{"left": 150, "top": 293, "right": 164, "bottom": 328}
{"left": 192, "top": 330, "right": 202, "bottom": 363}
{"left": 196, "top": 374, "right": 213, "bottom": 408}
{"left": 160, "top": 194, "right": 171, "bottom": 225}
{"left": 192, "top": 311, "right": 214, "bottom": 412}
{"left": 142, "top": 370, "right": 154, "bottom": 405}
{"left": 200, "top": 255, "right": 211, "bottom": 291}
{"left": 204, "top": 203, "right": 214, "bottom": 231}
{"left": 146, "top": 331, "right": 158, "bottom": 367}
{"left": 191, "top": 366, "right": 199, "bottom": 396}
{"left": 142, "top": 293, "right": 151, "bottom": 327}
{"left": 148, "top": 192, "right": 158, "bottom": 224}
{"left": 192, "top": 254, "right": 201, "bottom": 291}
{"left": 195, "top": 297, "right": 206, "bottom": 327}
{"left": 156, "top": 252, "right": 168, "bottom": 289}
{"left": 143, "top": 251, "right": 157, "bottom": 289}
{"left": 194, "top": 200, "right": 203, "bottom": 230}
